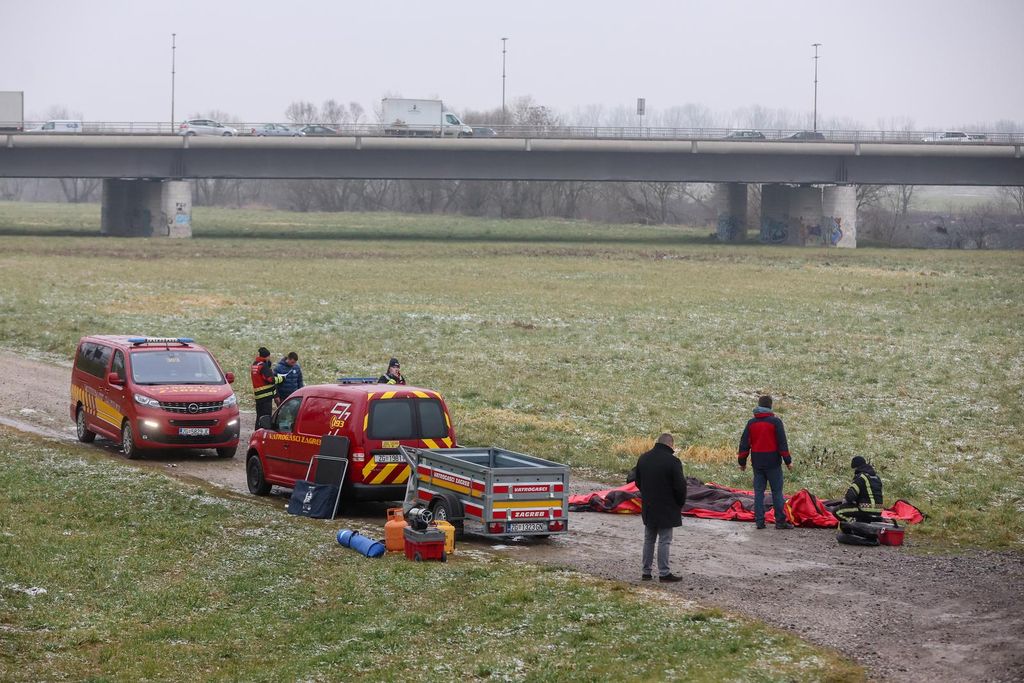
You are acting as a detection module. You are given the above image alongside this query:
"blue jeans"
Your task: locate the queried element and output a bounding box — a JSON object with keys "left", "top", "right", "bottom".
{"left": 642, "top": 525, "right": 673, "bottom": 576}
{"left": 753, "top": 465, "right": 786, "bottom": 525}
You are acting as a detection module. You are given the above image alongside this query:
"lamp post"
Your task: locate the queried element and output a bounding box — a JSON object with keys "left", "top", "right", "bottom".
{"left": 501, "top": 37, "right": 508, "bottom": 124}
{"left": 171, "top": 33, "right": 177, "bottom": 133}
{"left": 812, "top": 42, "right": 821, "bottom": 132}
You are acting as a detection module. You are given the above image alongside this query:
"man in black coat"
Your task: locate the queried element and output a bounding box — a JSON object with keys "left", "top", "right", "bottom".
{"left": 634, "top": 433, "right": 687, "bottom": 582}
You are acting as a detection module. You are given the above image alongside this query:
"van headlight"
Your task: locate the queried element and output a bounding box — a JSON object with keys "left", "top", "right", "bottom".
{"left": 223, "top": 394, "right": 237, "bottom": 407}
{"left": 134, "top": 394, "right": 160, "bottom": 408}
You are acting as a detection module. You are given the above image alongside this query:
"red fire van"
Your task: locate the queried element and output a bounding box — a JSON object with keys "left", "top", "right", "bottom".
{"left": 245, "top": 380, "right": 457, "bottom": 502}
{"left": 70, "top": 336, "right": 240, "bottom": 459}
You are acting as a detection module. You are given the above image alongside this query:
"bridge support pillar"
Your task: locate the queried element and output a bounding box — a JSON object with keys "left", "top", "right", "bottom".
{"left": 101, "top": 179, "right": 192, "bottom": 237}
{"left": 759, "top": 184, "right": 793, "bottom": 244}
{"left": 715, "top": 182, "right": 747, "bottom": 242}
{"left": 822, "top": 185, "right": 857, "bottom": 248}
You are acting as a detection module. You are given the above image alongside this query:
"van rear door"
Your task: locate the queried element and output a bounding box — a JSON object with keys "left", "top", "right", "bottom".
{"left": 356, "top": 394, "right": 454, "bottom": 487}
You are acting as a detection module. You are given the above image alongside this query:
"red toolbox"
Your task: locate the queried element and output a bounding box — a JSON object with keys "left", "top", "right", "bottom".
{"left": 877, "top": 525, "right": 905, "bottom": 546}
{"left": 403, "top": 526, "right": 447, "bottom": 562}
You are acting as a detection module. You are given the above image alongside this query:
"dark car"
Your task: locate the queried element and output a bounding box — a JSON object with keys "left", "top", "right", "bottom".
{"left": 471, "top": 126, "right": 497, "bottom": 138}
{"left": 724, "top": 130, "right": 766, "bottom": 140}
{"left": 301, "top": 125, "right": 339, "bottom": 136}
{"left": 787, "top": 130, "right": 826, "bottom": 140}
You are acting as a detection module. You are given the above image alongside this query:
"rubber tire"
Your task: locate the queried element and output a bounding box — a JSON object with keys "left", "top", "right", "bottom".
{"left": 121, "top": 421, "right": 142, "bottom": 460}
{"left": 441, "top": 550, "right": 447, "bottom": 563}
{"left": 246, "top": 454, "right": 271, "bottom": 495}
{"left": 430, "top": 497, "right": 465, "bottom": 540}
{"left": 76, "top": 406, "right": 96, "bottom": 443}
{"left": 413, "top": 551, "right": 423, "bottom": 562}
{"left": 216, "top": 445, "right": 237, "bottom": 459}
{"left": 185, "top": 131, "right": 196, "bottom": 136}
{"left": 222, "top": 131, "right": 233, "bottom": 136}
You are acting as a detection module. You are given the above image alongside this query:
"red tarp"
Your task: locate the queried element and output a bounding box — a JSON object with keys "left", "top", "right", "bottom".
{"left": 568, "top": 478, "right": 924, "bottom": 529}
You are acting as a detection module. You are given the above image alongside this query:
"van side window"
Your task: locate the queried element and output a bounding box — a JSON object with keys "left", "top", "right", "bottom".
{"left": 75, "top": 342, "right": 112, "bottom": 379}
{"left": 275, "top": 397, "right": 302, "bottom": 433}
{"left": 111, "top": 351, "right": 126, "bottom": 381}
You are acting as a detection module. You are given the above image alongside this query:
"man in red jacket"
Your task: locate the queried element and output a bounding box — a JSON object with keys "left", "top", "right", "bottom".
{"left": 738, "top": 395, "right": 794, "bottom": 530}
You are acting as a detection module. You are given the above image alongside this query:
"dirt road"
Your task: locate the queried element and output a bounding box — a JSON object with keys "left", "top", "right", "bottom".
{"left": 5, "top": 356, "right": 1022, "bottom": 682}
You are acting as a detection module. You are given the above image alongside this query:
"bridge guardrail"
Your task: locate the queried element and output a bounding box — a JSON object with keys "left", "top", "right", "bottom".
{"left": 4, "top": 121, "right": 1023, "bottom": 145}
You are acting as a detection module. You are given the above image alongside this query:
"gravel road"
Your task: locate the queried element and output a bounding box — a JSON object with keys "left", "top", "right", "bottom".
{"left": 4, "top": 356, "right": 1021, "bottom": 682}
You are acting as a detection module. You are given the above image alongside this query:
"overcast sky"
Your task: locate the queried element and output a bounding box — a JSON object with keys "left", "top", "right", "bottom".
{"left": 2, "top": 0, "right": 1022, "bottom": 130}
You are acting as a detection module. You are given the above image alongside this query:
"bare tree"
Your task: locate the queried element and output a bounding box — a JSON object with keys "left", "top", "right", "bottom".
{"left": 857, "top": 185, "right": 886, "bottom": 211}
{"left": 284, "top": 101, "right": 318, "bottom": 124}
{"left": 997, "top": 186, "right": 1024, "bottom": 219}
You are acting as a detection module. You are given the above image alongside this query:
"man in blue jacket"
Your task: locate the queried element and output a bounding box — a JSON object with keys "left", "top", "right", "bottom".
{"left": 737, "top": 395, "right": 794, "bottom": 530}
{"left": 274, "top": 352, "right": 304, "bottom": 404}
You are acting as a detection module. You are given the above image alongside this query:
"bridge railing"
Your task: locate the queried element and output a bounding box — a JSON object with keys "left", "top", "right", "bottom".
{"left": 7, "top": 121, "right": 1024, "bottom": 145}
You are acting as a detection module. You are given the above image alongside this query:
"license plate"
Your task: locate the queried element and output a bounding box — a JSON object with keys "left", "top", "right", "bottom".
{"left": 374, "top": 453, "right": 405, "bottom": 463}
{"left": 178, "top": 427, "right": 209, "bottom": 436}
{"left": 506, "top": 522, "right": 547, "bottom": 533}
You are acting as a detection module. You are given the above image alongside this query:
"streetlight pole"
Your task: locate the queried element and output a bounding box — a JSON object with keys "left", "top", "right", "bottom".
{"left": 501, "top": 37, "right": 508, "bottom": 124}
{"left": 812, "top": 42, "right": 821, "bottom": 132}
{"left": 171, "top": 33, "right": 177, "bottom": 133}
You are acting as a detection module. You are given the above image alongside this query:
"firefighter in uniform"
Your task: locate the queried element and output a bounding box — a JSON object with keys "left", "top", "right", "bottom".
{"left": 378, "top": 357, "right": 406, "bottom": 385}
{"left": 835, "top": 455, "right": 884, "bottom": 521}
{"left": 251, "top": 347, "right": 283, "bottom": 427}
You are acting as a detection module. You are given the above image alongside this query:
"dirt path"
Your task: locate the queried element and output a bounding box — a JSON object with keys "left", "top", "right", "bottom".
{"left": 4, "top": 357, "right": 1022, "bottom": 682}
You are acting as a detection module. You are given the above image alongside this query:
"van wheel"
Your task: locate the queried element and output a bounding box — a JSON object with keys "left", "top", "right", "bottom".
{"left": 216, "top": 445, "right": 237, "bottom": 459}
{"left": 247, "top": 454, "right": 271, "bottom": 495}
{"left": 121, "top": 421, "right": 143, "bottom": 460}
{"left": 430, "top": 497, "right": 465, "bottom": 539}
{"left": 76, "top": 406, "right": 96, "bottom": 443}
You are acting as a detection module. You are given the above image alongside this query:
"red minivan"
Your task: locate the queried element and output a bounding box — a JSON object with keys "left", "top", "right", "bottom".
{"left": 246, "top": 381, "right": 457, "bottom": 501}
{"left": 70, "top": 336, "right": 240, "bottom": 459}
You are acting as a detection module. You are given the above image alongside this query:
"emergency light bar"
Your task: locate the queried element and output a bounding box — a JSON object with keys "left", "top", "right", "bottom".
{"left": 337, "top": 377, "right": 378, "bottom": 384}
{"left": 128, "top": 337, "right": 194, "bottom": 346}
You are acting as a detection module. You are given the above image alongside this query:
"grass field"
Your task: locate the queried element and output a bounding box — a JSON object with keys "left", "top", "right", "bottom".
{"left": 0, "top": 201, "right": 1022, "bottom": 550}
{"left": 0, "top": 427, "right": 860, "bottom": 681}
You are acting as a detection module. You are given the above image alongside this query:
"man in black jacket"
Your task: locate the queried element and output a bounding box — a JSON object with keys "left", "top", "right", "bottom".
{"left": 835, "top": 456, "right": 884, "bottom": 521}
{"left": 634, "top": 433, "right": 687, "bottom": 583}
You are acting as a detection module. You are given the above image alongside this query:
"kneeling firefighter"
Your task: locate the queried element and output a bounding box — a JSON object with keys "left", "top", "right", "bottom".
{"left": 835, "top": 455, "right": 884, "bottom": 521}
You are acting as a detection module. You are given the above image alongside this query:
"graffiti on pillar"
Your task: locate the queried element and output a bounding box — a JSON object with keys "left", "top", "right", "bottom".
{"left": 827, "top": 216, "right": 843, "bottom": 246}
{"left": 717, "top": 215, "right": 740, "bottom": 242}
{"left": 174, "top": 201, "right": 190, "bottom": 225}
{"left": 760, "top": 218, "right": 788, "bottom": 244}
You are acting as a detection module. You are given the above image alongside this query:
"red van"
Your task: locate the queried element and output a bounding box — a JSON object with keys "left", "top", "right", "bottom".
{"left": 70, "top": 336, "right": 240, "bottom": 459}
{"left": 245, "top": 381, "right": 457, "bottom": 502}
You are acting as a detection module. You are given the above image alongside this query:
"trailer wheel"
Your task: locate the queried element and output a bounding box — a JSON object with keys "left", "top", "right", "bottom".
{"left": 430, "top": 497, "right": 465, "bottom": 540}
{"left": 441, "top": 550, "right": 447, "bottom": 563}
{"left": 413, "top": 552, "right": 423, "bottom": 562}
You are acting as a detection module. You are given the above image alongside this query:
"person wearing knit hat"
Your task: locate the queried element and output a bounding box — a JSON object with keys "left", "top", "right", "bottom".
{"left": 377, "top": 357, "right": 406, "bottom": 385}
{"left": 843, "top": 456, "right": 884, "bottom": 511}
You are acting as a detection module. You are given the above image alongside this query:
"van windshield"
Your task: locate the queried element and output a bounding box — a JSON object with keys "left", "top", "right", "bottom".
{"left": 131, "top": 350, "right": 224, "bottom": 385}
{"left": 368, "top": 398, "right": 448, "bottom": 440}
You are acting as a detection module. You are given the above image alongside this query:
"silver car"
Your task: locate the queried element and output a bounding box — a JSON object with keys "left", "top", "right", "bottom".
{"left": 178, "top": 119, "right": 238, "bottom": 136}
{"left": 252, "top": 123, "right": 305, "bottom": 137}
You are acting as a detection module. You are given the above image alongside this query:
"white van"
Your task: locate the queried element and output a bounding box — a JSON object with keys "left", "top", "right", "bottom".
{"left": 30, "top": 120, "right": 83, "bottom": 134}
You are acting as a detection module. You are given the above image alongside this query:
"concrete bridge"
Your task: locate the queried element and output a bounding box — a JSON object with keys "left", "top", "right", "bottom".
{"left": 2, "top": 134, "right": 1022, "bottom": 246}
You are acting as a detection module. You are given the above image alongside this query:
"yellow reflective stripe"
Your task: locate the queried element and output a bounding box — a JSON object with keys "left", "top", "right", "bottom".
{"left": 370, "top": 463, "right": 398, "bottom": 484}
{"left": 492, "top": 499, "right": 563, "bottom": 509}
{"left": 362, "top": 460, "right": 377, "bottom": 478}
{"left": 859, "top": 474, "right": 877, "bottom": 506}
{"left": 253, "top": 385, "right": 276, "bottom": 399}
{"left": 431, "top": 478, "right": 471, "bottom": 495}
{"left": 412, "top": 391, "right": 428, "bottom": 398}
{"left": 363, "top": 413, "right": 369, "bottom": 431}
{"left": 442, "top": 437, "right": 453, "bottom": 447}
{"left": 382, "top": 391, "right": 397, "bottom": 399}
{"left": 444, "top": 412, "right": 450, "bottom": 429}
{"left": 393, "top": 468, "right": 410, "bottom": 484}
{"left": 422, "top": 438, "right": 439, "bottom": 449}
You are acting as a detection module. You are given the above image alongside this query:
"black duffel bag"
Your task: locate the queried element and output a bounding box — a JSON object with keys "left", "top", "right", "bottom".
{"left": 287, "top": 480, "right": 339, "bottom": 519}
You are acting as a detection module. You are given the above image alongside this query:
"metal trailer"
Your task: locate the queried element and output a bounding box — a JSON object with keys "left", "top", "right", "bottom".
{"left": 400, "top": 446, "right": 569, "bottom": 539}
{"left": 0, "top": 91, "right": 24, "bottom": 132}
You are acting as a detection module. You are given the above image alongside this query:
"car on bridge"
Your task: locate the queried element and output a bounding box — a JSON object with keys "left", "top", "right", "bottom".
{"left": 922, "top": 131, "right": 987, "bottom": 143}
{"left": 786, "top": 130, "right": 826, "bottom": 141}
{"left": 178, "top": 119, "right": 238, "bottom": 137}
{"left": 471, "top": 126, "right": 498, "bottom": 137}
{"left": 300, "top": 124, "right": 339, "bottom": 136}
{"left": 252, "top": 123, "right": 305, "bottom": 137}
{"left": 724, "top": 130, "right": 766, "bottom": 140}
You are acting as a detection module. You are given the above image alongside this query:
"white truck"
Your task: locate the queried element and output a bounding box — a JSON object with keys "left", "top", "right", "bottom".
{"left": 0, "top": 91, "right": 24, "bottom": 132}
{"left": 382, "top": 98, "right": 473, "bottom": 137}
